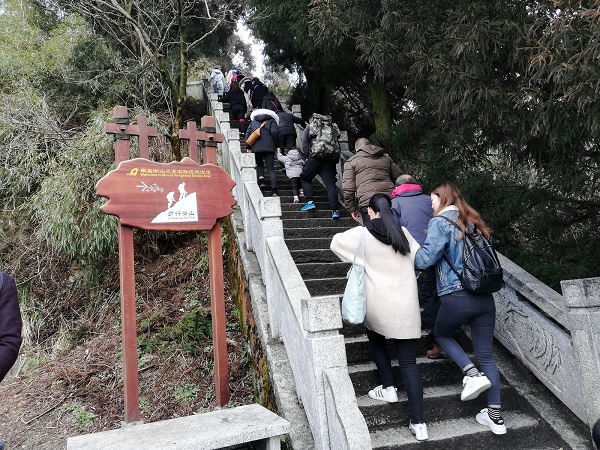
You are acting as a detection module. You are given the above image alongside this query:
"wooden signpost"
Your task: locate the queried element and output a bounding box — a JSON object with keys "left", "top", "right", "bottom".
{"left": 97, "top": 106, "right": 233, "bottom": 424}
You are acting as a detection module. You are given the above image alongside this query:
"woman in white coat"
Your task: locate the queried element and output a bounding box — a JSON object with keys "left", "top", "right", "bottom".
{"left": 330, "top": 193, "right": 428, "bottom": 441}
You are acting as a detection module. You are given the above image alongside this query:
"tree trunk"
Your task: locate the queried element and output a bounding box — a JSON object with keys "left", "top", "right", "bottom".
{"left": 304, "top": 66, "right": 333, "bottom": 117}
{"left": 369, "top": 73, "right": 392, "bottom": 133}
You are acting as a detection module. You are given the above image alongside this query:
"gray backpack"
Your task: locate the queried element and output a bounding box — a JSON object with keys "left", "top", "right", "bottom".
{"left": 309, "top": 114, "right": 341, "bottom": 160}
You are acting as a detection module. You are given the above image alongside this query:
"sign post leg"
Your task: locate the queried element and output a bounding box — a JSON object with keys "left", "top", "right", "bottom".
{"left": 208, "top": 220, "right": 230, "bottom": 406}
{"left": 119, "top": 223, "right": 141, "bottom": 423}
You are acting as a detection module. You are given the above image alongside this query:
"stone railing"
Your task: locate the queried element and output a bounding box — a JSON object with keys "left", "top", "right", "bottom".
{"left": 494, "top": 255, "right": 600, "bottom": 427}
{"left": 193, "top": 82, "right": 371, "bottom": 449}
{"left": 190, "top": 80, "right": 599, "bottom": 440}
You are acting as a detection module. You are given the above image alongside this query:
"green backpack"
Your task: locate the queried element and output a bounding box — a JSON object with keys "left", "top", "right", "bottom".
{"left": 309, "top": 114, "right": 341, "bottom": 160}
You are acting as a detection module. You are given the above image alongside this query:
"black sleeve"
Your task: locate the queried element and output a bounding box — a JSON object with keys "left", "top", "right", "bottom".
{"left": 0, "top": 274, "right": 22, "bottom": 381}
{"left": 293, "top": 116, "right": 307, "bottom": 128}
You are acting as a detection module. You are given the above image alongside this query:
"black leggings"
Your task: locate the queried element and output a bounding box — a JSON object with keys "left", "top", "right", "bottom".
{"left": 254, "top": 152, "right": 277, "bottom": 190}
{"left": 366, "top": 328, "right": 424, "bottom": 423}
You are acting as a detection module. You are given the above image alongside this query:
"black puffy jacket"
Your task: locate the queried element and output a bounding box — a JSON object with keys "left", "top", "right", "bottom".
{"left": 276, "top": 111, "right": 306, "bottom": 136}
{"left": 245, "top": 109, "right": 280, "bottom": 153}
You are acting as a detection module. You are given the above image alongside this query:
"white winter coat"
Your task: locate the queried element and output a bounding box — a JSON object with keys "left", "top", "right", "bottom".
{"left": 330, "top": 226, "right": 422, "bottom": 339}
{"left": 277, "top": 149, "right": 304, "bottom": 178}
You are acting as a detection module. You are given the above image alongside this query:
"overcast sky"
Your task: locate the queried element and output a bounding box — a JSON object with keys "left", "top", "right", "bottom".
{"left": 235, "top": 21, "right": 265, "bottom": 78}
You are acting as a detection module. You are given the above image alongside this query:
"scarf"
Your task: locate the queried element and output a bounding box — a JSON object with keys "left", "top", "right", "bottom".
{"left": 390, "top": 184, "right": 422, "bottom": 198}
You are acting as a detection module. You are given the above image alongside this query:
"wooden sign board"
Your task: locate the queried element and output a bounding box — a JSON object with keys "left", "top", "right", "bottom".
{"left": 96, "top": 157, "right": 236, "bottom": 230}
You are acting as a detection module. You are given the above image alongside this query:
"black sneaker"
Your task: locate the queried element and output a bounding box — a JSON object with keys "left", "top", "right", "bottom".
{"left": 258, "top": 177, "right": 265, "bottom": 187}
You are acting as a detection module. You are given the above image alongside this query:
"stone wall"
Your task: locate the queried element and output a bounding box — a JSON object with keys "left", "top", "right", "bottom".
{"left": 224, "top": 216, "right": 276, "bottom": 412}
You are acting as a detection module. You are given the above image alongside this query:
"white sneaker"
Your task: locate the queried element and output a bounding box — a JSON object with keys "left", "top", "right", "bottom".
{"left": 368, "top": 385, "right": 398, "bottom": 403}
{"left": 476, "top": 408, "right": 507, "bottom": 434}
{"left": 461, "top": 374, "right": 492, "bottom": 401}
{"left": 409, "top": 422, "right": 429, "bottom": 441}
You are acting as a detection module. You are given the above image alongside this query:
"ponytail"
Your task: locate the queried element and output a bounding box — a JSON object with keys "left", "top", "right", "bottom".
{"left": 368, "top": 194, "right": 410, "bottom": 255}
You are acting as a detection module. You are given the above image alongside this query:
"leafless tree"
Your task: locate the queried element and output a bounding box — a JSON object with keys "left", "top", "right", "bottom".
{"left": 55, "top": 0, "right": 243, "bottom": 159}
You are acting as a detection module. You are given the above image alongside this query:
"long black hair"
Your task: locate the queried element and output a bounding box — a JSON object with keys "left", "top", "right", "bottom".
{"left": 368, "top": 193, "right": 410, "bottom": 255}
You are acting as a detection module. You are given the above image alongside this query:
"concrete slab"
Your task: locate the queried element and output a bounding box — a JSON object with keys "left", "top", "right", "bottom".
{"left": 67, "top": 404, "right": 289, "bottom": 450}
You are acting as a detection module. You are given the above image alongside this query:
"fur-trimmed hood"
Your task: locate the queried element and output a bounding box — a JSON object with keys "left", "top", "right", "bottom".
{"left": 250, "top": 108, "right": 279, "bottom": 125}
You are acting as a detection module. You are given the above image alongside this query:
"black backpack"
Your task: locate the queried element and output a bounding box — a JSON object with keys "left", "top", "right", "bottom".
{"left": 439, "top": 216, "right": 503, "bottom": 294}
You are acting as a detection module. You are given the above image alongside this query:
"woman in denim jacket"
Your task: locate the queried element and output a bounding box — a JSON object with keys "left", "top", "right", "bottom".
{"left": 414, "top": 181, "right": 506, "bottom": 435}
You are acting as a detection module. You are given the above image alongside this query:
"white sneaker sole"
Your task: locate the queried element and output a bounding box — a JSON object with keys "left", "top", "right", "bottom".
{"left": 476, "top": 412, "right": 507, "bottom": 435}
{"left": 409, "top": 423, "right": 429, "bottom": 441}
{"left": 461, "top": 376, "right": 492, "bottom": 401}
{"left": 367, "top": 386, "right": 398, "bottom": 403}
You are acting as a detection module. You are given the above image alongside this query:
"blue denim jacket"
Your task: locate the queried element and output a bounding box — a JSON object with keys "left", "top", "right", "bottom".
{"left": 414, "top": 208, "right": 465, "bottom": 296}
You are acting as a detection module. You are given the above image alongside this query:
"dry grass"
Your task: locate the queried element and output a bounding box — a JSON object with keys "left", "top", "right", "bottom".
{"left": 0, "top": 234, "right": 253, "bottom": 449}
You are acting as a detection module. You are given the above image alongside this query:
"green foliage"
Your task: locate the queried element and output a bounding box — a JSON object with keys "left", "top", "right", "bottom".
{"left": 139, "top": 302, "right": 212, "bottom": 357}
{"left": 64, "top": 403, "right": 97, "bottom": 426}
{"left": 379, "top": 119, "right": 600, "bottom": 291}
{"left": 173, "top": 383, "right": 201, "bottom": 402}
{"left": 168, "top": 308, "right": 212, "bottom": 355}
{"left": 28, "top": 110, "right": 118, "bottom": 262}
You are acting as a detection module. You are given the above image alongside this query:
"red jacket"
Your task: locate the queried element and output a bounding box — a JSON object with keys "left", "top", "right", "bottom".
{"left": 0, "top": 273, "right": 22, "bottom": 381}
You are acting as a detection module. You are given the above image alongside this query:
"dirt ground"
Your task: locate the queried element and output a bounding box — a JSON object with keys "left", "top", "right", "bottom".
{"left": 0, "top": 240, "right": 254, "bottom": 449}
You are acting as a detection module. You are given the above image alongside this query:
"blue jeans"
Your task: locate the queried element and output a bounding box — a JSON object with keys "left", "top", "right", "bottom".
{"left": 418, "top": 267, "right": 439, "bottom": 330}
{"left": 300, "top": 156, "right": 339, "bottom": 211}
{"left": 433, "top": 290, "right": 501, "bottom": 407}
{"left": 366, "top": 329, "right": 424, "bottom": 423}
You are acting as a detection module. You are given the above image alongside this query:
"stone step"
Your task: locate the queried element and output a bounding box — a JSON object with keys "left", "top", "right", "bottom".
{"left": 348, "top": 358, "right": 466, "bottom": 395}
{"left": 296, "top": 261, "right": 350, "bottom": 279}
{"left": 304, "top": 277, "right": 346, "bottom": 297}
{"left": 284, "top": 226, "right": 348, "bottom": 239}
{"left": 358, "top": 384, "right": 526, "bottom": 431}
{"left": 344, "top": 332, "right": 472, "bottom": 365}
{"left": 344, "top": 334, "right": 436, "bottom": 365}
{"left": 284, "top": 237, "right": 336, "bottom": 251}
{"left": 289, "top": 248, "right": 343, "bottom": 264}
{"left": 282, "top": 210, "right": 343, "bottom": 220}
{"left": 283, "top": 217, "right": 355, "bottom": 227}
{"left": 368, "top": 411, "right": 564, "bottom": 449}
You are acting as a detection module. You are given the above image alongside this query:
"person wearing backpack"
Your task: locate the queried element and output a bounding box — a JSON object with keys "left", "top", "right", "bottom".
{"left": 208, "top": 68, "right": 225, "bottom": 96}
{"left": 261, "top": 91, "right": 283, "bottom": 112}
{"left": 263, "top": 102, "right": 306, "bottom": 153}
{"left": 299, "top": 113, "right": 342, "bottom": 219}
{"left": 342, "top": 137, "right": 401, "bottom": 225}
{"left": 414, "top": 181, "right": 506, "bottom": 436}
{"left": 245, "top": 108, "right": 280, "bottom": 196}
{"left": 249, "top": 77, "right": 269, "bottom": 109}
{"left": 221, "top": 80, "right": 248, "bottom": 133}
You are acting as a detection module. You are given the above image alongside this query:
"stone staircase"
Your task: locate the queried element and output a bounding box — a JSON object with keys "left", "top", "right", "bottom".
{"left": 234, "top": 125, "right": 592, "bottom": 449}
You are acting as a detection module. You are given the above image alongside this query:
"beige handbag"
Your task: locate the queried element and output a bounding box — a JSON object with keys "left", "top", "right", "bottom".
{"left": 245, "top": 121, "right": 267, "bottom": 146}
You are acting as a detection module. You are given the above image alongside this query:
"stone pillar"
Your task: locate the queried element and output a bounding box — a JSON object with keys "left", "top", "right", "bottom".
{"left": 561, "top": 276, "right": 600, "bottom": 426}
{"left": 185, "top": 81, "right": 203, "bottom": 99}
{"left": 336, "top": 130, "right": 350, "bottom": 193}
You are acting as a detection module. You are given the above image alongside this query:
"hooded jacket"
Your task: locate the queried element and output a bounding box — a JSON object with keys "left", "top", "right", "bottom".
{"left": 342, "top": 143, "right": 402, "bottom": 212}
{"left": 209, "top": 69, "right": 224, "bottom": 87}
{"left": 221, "top": 89, "right": 247, "bottom": 110}
{"left": 245, "top": 109, "right": 280, "bottom": 153}
{"left": 0, "top": 273, "right": 22, "bottom": 381}
{"left": 250, "top": 81, "right": 269, "bottom": 109}
{"left": 277, "top": 149, "right": 304, "bottom": 178}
